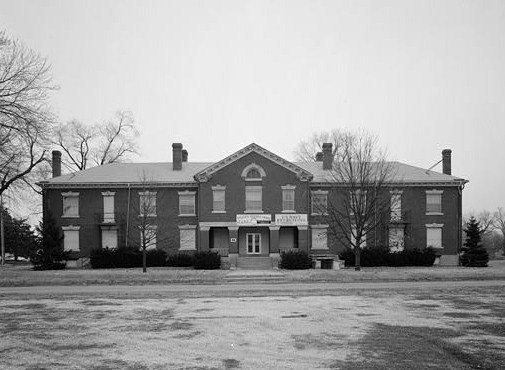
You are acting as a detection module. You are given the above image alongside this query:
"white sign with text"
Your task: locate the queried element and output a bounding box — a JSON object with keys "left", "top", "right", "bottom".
{"left": 275, "top": 214, "right": 308, "bottom": 226}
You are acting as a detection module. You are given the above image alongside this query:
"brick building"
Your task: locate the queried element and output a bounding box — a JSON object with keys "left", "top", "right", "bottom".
{"left": 39, "top": 143, "right": 467, "bottom": 268}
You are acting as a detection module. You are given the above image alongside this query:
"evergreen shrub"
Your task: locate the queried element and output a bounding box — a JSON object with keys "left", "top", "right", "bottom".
{"left": 279, "top": 250, "right": 313, "bottom": 269}
{"left": 31, "top": 213, "right": 69, "bottom": 270}
{"left": 461, "top": 217, "right": 489, "bottom": 267}
{"left": 167, "top": 253, "right": 194, "bottom": 267}
{"left": 90, "top": 248, "right": 167, "bottom": 268}
{"left": 339, "top": 246, "right": 436, "bottom": 267}
{"left": 193, "top": 251, "right": 221, "bottom": 269}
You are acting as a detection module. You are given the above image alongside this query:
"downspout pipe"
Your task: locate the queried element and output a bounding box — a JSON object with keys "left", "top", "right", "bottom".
{"left": 125, "top": 183, "right": 131, "bottom": 249}
{"left": 457, "top": 183, "right": 465, "bottom": 266}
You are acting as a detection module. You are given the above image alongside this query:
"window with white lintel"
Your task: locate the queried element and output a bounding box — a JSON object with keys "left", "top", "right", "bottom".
{"left": 426, "top": 190, "right": 443, "bottom": 215}
{"left": 282, "top": 185, "right": 296, "bottom": 212}
{"left": 62, "top": 192, "right": 79, "bottom": 218}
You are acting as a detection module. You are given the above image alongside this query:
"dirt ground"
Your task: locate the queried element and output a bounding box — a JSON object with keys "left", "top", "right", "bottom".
{"left": 1, "top": 283, "right": 504, "bottom": 369}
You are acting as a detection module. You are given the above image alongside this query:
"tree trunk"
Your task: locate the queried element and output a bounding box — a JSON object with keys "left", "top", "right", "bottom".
{"left": 142, "top": 248, "right": 147, "bottom": 273}
{"left": 355, "top": 246, "right": 361, "bottom": 271}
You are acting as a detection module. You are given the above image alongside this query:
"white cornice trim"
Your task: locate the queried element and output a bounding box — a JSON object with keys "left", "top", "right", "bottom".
{"left": 193, "top": 143, "right": 313, "bottom": 182}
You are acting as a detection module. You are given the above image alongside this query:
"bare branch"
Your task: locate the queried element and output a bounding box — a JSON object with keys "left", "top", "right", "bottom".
{"left": 0, "top": 30, "right": 55, "bottom": 198}
{"left": 53, "top": 111, "right": 139, "bottom": 172}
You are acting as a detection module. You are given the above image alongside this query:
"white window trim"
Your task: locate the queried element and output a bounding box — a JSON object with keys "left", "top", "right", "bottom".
{"left": 102, "top": 191, "right": 116, "bottom": 223}
{"left": 311, "top": 224, "right": 329, "bottom": 250}
{"left": 426, "top": 189, "right": 443, "bottom": 215}
{"left": 426, "top": 223, "right": 444, "bottom": 249}
{"left": 350, "top": 190, "right": 367, "bottom": 216}
{"left": 179, "top": 224, "right": 197, "bottom": 251}
{"left": 311, "top": 190, "right": 328, "bottom": 216}
{"left": 241, "top": 163, "right": 266, "bottom": 180}
{"left": 281, "top": 184, "right": 296, "bottom": 213}
{"left": 351, "top": 224, "right": 367, "bottom": 248}
{"left": 140, "top": 225, "right": 157, "bottom": 250}
{"left": 62, "top": 191, "right": 80, "bottom": 218}
{"left": 245, "top": 185, "right": 263, "bottom": 213}
{"left": 62, "top": 225, "right": 80, "bottom": 252}
{"left": 390, "top": 190, "right": 403, "bottom": 221}
{"left": 139, "top": 191, "right": 157, "bottom": 217}
{"left": 178, "top": 190, "right": 196, "bottom": 216}
{"left": 211, "top": 185, "right": 226, "bottom": 214}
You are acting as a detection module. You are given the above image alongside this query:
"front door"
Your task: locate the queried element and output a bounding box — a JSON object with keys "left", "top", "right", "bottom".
{"left": 247, "top": 233, "right": 261, "bottom": 254}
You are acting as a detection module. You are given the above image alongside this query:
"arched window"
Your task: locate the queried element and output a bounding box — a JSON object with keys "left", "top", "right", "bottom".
{"left": 246, "top": 168, "right": 261, "bottom": 179}
{"left": 241, "top": 163, "right": 266, "bottom": 181}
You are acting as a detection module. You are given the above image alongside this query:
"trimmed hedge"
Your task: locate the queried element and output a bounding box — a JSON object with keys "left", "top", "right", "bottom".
{"left": 339, "top": 246, "right": 437, "bottom": 267}
{"left": 193, "top": 251, "right": 221, "bottom": 270}
{"left": 167, "top": 253, "right": 194, "bottom": 267}
{"left": 279, "top": 250, "right": 312, "bottom": 270}
{"left": 90, "top": 247, "right": 167, "bottom": 269}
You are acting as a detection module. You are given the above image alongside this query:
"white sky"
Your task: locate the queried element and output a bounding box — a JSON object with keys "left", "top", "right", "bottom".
{"left": 1, "top": 0, "right": 504, "bottom": 214}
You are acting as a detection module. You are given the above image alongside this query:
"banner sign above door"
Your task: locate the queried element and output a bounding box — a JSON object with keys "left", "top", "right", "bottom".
{"left": 236, "top": 214, "right": 272, "bottom": 225}
{"left": 275, "top": 214, "right": 308, "bottom": 226}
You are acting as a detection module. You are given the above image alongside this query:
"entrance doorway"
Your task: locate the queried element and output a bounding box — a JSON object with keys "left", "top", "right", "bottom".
{"left": 246, "top": 233, "right": 261, "bottom": 254}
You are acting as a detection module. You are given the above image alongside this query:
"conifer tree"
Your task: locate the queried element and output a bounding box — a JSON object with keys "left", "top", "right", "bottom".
{"left": 31, "top": 212, "right": 69, "bottom": 270}
{"left": 460, "top": 217, "right": 489, "bottom": 267}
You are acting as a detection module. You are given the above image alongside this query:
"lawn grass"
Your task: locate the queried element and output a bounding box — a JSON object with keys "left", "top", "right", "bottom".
{"left": 1, "top": 260, "right": 504, "bottom": 287}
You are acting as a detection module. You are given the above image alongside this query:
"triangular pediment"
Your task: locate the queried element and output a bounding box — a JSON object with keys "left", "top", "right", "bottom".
{"left": 194, "top": 143, "right": 313, "bottom": 182}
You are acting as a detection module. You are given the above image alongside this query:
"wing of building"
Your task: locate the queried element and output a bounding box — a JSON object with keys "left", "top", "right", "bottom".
{"left": 38, "top": 143, "right": 468, "bottom": 268}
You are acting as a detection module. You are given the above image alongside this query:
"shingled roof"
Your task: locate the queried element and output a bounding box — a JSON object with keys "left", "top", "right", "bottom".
{"left": 39, "top": 145, "right": 467, "bottom": 187}
{"left": 296, "top": 161, "right": 467, "bottom": 185}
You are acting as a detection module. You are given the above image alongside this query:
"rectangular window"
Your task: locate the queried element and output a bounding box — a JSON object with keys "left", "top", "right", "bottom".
{"left": 311, "top": 226, "right": 328, "bottom": 250}
{"left": 390, "top": 190, "right": 403, "bottom": 221}
{"left": 179, "top": 191, "right": 196, "bottom": 216}
{"left": 282, "top": 185, "right": 296, "bottom": 212}
{"left": 245, "top": 186, "right": 262, "bottom": 212}
{"left": 389, "top": 227, "right": 404, "bottom": 252}
{"left": 212, "top": 185, "right": 226, "bottom": 213}
{"left": 350, "top": 190, "right": 367, "bottom": 215}
{"left": 102, "top": 229, "right": 117, "bottom": 249}
{"left": 311, "top": 191, "right": 328, "bottom": 215}
{"left": 139, "top": 191, "right": 157, "bottom": 217}
{"left": 140, "top": 226, "right": 157, "bottom": 250}
{"left": 62, "top": 192, "right": 79, "bottom": 218}
{"left": 426, "top": 190, "right": 443, "bottom": 214}
{"left": 351, "top": 225, "right": 367, "bottom": 248}
{"left": 426, "top": 224, "right": 443, "bottom": 249}
{"left": 179, "top": 225, "right": 197, "bottom": 251}
{"left": 102, "top": 191, "right": 115, "bottom": 223}
{"left": 62, "top": 226, "right": 80, "bottom": 252}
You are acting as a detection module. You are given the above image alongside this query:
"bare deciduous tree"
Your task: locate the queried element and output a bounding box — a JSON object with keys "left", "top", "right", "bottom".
{"left": 294, "top": 129, "right": 348, "bottom": 162}
{"left": 309, "top": 130, "right": 397, "bottom": 270}
{"left": 464, "top": 210, "right": 494, "bottom": 234}
{"left": 0, "top": 30, "right": 56, "bottom": 198}
{"left": 493, "top": 207, "right": 505, "bottom": 255}
{"left": 54, "top": 110, "right": 139, "bottom": 172}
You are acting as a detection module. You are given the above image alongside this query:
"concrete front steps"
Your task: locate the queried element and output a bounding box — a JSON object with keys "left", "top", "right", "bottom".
{"left": 236, "top": 256, "right": 274, "bottom": 270}
{"left": 224, "top": 270, "right": 286, "bottom": 283}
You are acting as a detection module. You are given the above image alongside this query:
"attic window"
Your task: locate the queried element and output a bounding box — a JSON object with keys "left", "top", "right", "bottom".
{"left": 241, "top": 163, "right": 266, "bottom": 181}
{"left": 247, "top": 169, "right": 261, "bottom": 179}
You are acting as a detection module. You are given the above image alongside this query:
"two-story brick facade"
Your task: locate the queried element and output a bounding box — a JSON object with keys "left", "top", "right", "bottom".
{"left": 39, "top": 143, "right": 467, "bottom": 268}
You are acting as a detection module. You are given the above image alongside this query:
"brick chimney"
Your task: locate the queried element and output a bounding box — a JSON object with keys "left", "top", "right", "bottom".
{"left": 442, "top": 149, "right": 452, "bottom": 175}
{"left": 182, "top": 149, "right": 188, "bottom": 162}
{"left": 172, "top": 143, "right": 183, "bottom": 171}
{"left": 52, "top": 150, "right": 61, "bottom": 177}
{"left": 315, "top": 152, "right": 323, "bottom": 161}
{"left": 322, "top": 143, "right": 333, "bottom": 170}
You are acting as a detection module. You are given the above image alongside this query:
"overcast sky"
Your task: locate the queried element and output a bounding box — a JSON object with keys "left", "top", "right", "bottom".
{"left": 1, "top": 0, "right": 504, "bottom": 214}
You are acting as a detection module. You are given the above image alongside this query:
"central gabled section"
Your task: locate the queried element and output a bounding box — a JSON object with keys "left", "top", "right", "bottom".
{"left": 194, "top": 143, "right": 313, "bottom": 183}
{"left": 195, "top": 143, "right": 312, "bottom": 263}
